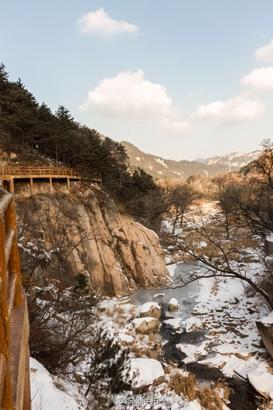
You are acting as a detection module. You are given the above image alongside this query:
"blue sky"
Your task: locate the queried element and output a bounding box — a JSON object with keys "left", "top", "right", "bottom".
{"left": 1, "top": 1, "right": 273, "bottom": 159}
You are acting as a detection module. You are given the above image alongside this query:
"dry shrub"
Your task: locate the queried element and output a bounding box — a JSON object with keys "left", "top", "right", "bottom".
{"left": 259, "top": 399, "right": 273, "bottom": 410}
{"left": 128, "top": 306, "right": 136, "bottom": 318}
{"left": 130, "top": 340, "right": 162, "bottom": 360}
{"left": 170, "top": 372, "right": 229, "bottom": 410}
{"left": 197, "top": 383, "right": 229, "bottom": 410}
{"left": 105, "top": 305, "right": 125, "bottom": 316}
{"left": 170, "top": 372, "right": 197, "bottom": 401}
{"left": 115, "top": 315, "right": 127, "bottom": 326}
{"left": 113, "top": 305, "right": 125, "bottom": 315}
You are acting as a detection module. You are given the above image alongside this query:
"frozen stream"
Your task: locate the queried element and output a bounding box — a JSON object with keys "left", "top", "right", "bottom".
{"left": 132, "top": 262, "right": 260, "bottom": 410}
{"left": 132, "top": 262, "right": 200, "bottom": 319}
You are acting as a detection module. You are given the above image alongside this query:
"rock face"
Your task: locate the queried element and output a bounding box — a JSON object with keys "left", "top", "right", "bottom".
{"left": 17, "top": 189, "right": 170, "bottom": 296}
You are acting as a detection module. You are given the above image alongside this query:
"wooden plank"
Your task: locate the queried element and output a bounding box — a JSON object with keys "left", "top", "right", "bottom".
{"left": 5, "top": 228, "right": 15, "bottom": 266}
{"left": 7, "top": 272, "right": 17, "bottom": 318}
{"left": 0, "top": 353, "right": 7, "bottom": 405}
{"left": 0, "top": 189, "right": 12, "bottom": 215}
{"left": 10, "top": 296, "right": 30, "bottom": 410}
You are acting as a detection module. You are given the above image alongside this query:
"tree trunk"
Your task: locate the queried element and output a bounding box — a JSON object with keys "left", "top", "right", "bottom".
{"left": 225, "top": 211, "right": 230, "bottom": 240}
{"left": 172, "top": 213, "right": 179, "bottom": 234}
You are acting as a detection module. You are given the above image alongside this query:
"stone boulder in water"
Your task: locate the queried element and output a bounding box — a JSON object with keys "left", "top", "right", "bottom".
{"left": 168, "top": 298, "right": 179, "bottom": 311}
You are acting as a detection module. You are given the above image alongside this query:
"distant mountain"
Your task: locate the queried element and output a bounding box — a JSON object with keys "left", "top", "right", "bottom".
{"left": 122, "top": 142, "right": 260, "bottom": 180}
{"left": 196, "top": 151, "right": 260, "bottom": 170}
{"left": 122, "top": 142, "right": 228, "bottom": 180}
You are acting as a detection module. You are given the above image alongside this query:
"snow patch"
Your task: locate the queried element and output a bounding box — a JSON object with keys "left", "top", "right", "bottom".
{"left": 123, "top": 358, "right": 165, "bottom": 389}
{"left": 259, "top": 311, "right": 273, "bottom": 326}
{"left": 30, "top": 358, "right": 86, "bottom": 410}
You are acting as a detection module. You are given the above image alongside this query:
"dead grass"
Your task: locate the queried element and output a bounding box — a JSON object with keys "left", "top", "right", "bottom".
{"left": 260, "top": 399, "right": 273, "bottom": 410}
{"left": 130, "top": 337, "right": 162, "bottom": 360}
{"left": 170, "top": 372, "right": 197, "bottom": 401}
{"left": 169, "top": 372, "right": 230, "bottom": 410}
{"left": 105, "top": 305, "right": 126, "bottom": 316}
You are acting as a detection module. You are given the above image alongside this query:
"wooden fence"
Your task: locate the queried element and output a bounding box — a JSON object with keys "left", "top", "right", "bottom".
{"left": 0, "top": 188, "right": 30, "bottom": 409}
{"left": 0, "top": 166, "right": 80, "bottom": 178}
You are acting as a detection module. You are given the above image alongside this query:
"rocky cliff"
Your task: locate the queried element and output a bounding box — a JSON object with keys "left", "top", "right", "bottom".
{"left": 17, "top": 187, "right": 170, "bottom": 296}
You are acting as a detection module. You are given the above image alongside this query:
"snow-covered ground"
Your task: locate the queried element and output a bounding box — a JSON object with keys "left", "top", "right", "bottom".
{"left": 95, "top": 247, "right": 273, "bottom": 407}
{"left": 30, "top": 358, "right": 87, "bottom": 410}
{"left": 28, "top": 199, "right": 273, "bottom": 409}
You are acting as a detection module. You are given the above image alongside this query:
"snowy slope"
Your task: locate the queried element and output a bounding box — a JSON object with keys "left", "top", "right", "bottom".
{"left": 30, "top": 358, "right": 87, "bottom": 410}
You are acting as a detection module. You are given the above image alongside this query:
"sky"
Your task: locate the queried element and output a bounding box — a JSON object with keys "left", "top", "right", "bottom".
{"left": 1, "top": 1, "right": 273, "bottom": 160}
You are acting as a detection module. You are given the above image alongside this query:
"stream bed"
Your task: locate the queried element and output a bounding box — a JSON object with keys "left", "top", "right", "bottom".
{"left": 132, "top": 262, "right": 261, "bottom": 410}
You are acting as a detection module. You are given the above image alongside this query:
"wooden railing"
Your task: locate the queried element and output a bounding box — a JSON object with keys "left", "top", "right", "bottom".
{"left": 0, "top": 166, "right": 80, "bottom": 178}
{"left": 0, "top": 188, "right": 30, "bottom": 409}
{"left": 0, "top": 166, "right": 102, "bottom": 195}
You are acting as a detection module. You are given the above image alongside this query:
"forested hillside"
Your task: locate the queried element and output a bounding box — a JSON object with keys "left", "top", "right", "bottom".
{"left": 0, "top": 64, "right": 166, "bottom": 227}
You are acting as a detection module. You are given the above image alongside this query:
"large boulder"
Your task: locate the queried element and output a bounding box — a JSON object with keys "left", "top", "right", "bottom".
{"left": 17, "top": 192, "right": 170, "bottom": 297}
{"left": 248, "top": 366, "right": 273, "bottom": 399}
{"left": 137, "top": 302, "right": 161, "bottom": 319}
{"left": 265, "top": 234, "right": 273, "bottom": 256}
{"left": 122, "top": 358, "right": 165, "bottom": 390}
{"left": 256, "top": 312, "right": 273, "bottom": 359}
{"left": 132, "top": 317, "right": 160, "bottom": 334}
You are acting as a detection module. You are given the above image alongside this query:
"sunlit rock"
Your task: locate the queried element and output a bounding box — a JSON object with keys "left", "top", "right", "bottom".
{"left": 132, "top": 317, "right": 160, "bottom": 334}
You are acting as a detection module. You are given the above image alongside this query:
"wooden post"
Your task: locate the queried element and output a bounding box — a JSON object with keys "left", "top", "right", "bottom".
{"left": 0, "top": 189, "right": 31, "bottom": 410}
{"left": 67, "top": 177, "right": 71, "bottom": 192}
{"left": 9, "top": 178, "right": 14, "bottom": 195}
{"left": 29, "top": 178, "right": 34, "bottom": 197}
{"left": 49, "top": 177, "right": 53, "bottom": 194}
{"left": 0, "top": 210, "right": 13, "bottom": 409}
{"left": 23, "top": 347, "right": 31, "bottom": 410}
{"left": 6, "top": 200, "right": 22, "bottom": 307}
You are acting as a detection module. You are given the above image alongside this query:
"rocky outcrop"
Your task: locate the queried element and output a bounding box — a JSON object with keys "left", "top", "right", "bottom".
{"left": 17, "top": 188, "right": 170, "bottom": 296}
{"left": 132, "top": 317, "right": 160, "bottom": 334}
{"left": 256, "top": 312, "right": 273, "bottom": 359}
{"left": 137, "top": 302, "right": 161, "bottom": 319}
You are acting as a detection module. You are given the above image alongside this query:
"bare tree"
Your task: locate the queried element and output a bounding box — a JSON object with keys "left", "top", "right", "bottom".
{"left": 175, "top": 214, "right": 273, "bottom": 309}
{"left": 169, "top": 183, "right": 198, "bottom": 234}
{"left": 215, "top": 175, "right": 242, "bottom": 239}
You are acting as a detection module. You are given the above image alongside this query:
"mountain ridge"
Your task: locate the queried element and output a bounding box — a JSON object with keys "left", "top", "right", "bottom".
{"left": 122, "top": 141, "right": 259, "bottom": 180}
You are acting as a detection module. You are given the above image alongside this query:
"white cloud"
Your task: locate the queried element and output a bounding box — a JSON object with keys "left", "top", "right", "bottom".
{"left": 241, "top": 66, "right": 273, "bottom": 91}
{"left": 81, "top": 70, "right": 190, "bottom": 134}
{"left": 159, "top": 118, "right": 191, "bottom": 134}
{"left": 78, "top": 9, "right": 138, "bottom": 36}
{"left": 81, "top": 70, "right": 171, "bottom": 116}
{"left": 193, "top": 94, "right": 264, "bottom": 123}
{"left": 255, "top": 39, "right": 273, "bottom": 62}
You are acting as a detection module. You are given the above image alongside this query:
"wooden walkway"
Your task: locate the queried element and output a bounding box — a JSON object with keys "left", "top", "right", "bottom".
{"left": 0, "top": 188, "right": 31, "bottom": 409}
{"left": 0, "top": 166, "right": 81, "bottom": 195}
{"left": 0, "top": 166, "right": 102, "bottom": 195}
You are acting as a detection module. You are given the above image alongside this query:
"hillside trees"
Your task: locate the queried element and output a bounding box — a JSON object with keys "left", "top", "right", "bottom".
{"left": 213, "top": 174, "right": 242, "bottom": 239}
{"left": 170, "top": 183, "right": 199, "bottom": 234}
{"left": 0, "top": 63, "right": 166, "bottom": 224}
